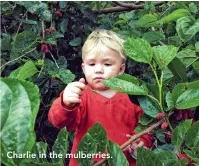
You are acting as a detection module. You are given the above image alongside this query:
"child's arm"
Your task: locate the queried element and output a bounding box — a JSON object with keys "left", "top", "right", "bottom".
{"left": 48, "top": 78, "right": 86, "bottom": 130}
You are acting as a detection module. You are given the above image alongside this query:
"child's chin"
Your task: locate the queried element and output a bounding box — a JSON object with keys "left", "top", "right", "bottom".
{"left": 93, "top": 84, "right": 108, "bottom": 91}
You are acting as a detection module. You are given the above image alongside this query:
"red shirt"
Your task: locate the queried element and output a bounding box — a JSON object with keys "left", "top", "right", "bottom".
{"left": 48, "top": 85, "right": 152, "bottom": 166}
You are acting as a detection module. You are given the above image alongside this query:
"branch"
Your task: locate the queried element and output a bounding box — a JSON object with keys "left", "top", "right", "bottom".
{"left": 93, "top": 1, "right": 165, "bottom": 14}
{"left": 93, "top": 112, "right": 173, "bottom": 166}
{"left": 0, "top": 47, "right": 37, "bottom": 70}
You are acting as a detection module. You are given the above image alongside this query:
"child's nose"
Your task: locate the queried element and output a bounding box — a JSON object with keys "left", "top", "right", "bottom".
{"left": 94, "top": 64, "right": 103, "bottom": 73}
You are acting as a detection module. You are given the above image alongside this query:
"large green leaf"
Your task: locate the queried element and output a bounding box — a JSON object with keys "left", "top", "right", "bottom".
{"left": 11, "top": 31, "right": 37, "bottom": 60}
{"left": 155, "top": 150, "right": 178, "bottom": 166}
{"left": 103, "top": 76, "right": 148, "bottom": 95}
{"left": 160, "top": 9, "right": 191, "bottom": 23}
{"left": 138, "top": 96, "right": 161, "bottom": 118}
{"left": 69, "top": 37, "right": 82, "bottom": 46}
{"left": 186, "top": 121, "right": 199, "bottom": 150}
{"left": 171, "top": 120, "right": 192, "bottom": 148}
{"left": 87, "top": 122, "right": 107, "bottom": 153}
{"left": 137, "top": 147, "right": 163, "bottom": 166}
{"left": 135, "top": 14, "right": 160, "bottom": 27}
{"left": 0, "top": 78, "right": 40, "bottom": 165}
{"left": 76, "top": 133, "right": 97, "bottom": 166}
{"left": 31, "top": 142, "right": 48, "bottom": 163}
{"left": 16, "top": 2, "right": 41, "bottom": 13}
{"left": 107, "top": 140, "right": 129, "bottom": 166}
{"left": 124, "top": 38, "right": 153, "bottom": 64}
{"left": 176, "top": 16, "right": 199, "bottom": 42}
{"left": 142, "top": 31, "right": 165, "bottom": 43}
{"left": 152, "top": 45, "right": 179, "bottom": 69}
{"left": 166, "top": 92, "right": 175, "bottom": 111}
{"left": 177, "top": 49, "right": 198, "bottom": 67}
{"left": 9, "top": 61, "right": 38, "bottom": 80}
{"left": 174, "top": 80, "right": 199, "bottom": 109}
{"left": 52, "top": 129, "right": 68, "bottom": 163}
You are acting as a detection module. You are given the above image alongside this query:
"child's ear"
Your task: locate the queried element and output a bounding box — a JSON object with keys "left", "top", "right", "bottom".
{"left": 119, "top": 63, "right": 125, "bottom": 75}
{"left": 81, "top": 63, "right": 85, "bottom": 73}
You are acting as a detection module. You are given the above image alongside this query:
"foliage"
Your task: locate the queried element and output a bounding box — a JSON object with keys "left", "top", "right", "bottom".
{"left": 1, "top": 1, "right": 199, "bottom": 166}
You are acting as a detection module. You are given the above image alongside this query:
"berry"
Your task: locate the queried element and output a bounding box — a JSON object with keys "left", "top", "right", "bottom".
{"left": 41, "top": 44, "right": 48, "bottom": 53}
{"left": 178, "top": 154, "right": 191, "bottom": 165}
{"left": 175, "top": 110, "right": 183, "bottom": 121}
{"left": 161, "top": 122, "right": 168, "bottom": 130}
{"left": 55, "top": 11, "right": 62, "bottom": 17}
{"left": 182, "top": 110, "right": 188, "bottom": 120}
{"left": 156, "top": 113, "right": 166, "bottom": 119}
{"left": 187, "top": 109, "right": 194, "bottom": 119}
{"left": 165, "top": 131, "right": 172, "bottom": 143}
{"left": 47, "top": 44, "right": 52, "bottom": 50}
{"left": 49, "top": 26, "right": 56, "bottom": 32}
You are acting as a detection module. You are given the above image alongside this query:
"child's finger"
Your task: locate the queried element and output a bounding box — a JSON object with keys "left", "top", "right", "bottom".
{"left": 137, "top": 141, "right": 144, "bottom": 148}
{"left": 72, "top": 82, "right": 85, "bottom": 90}
{"left": 79, "top": 78, "right": 85, "bottom": 84}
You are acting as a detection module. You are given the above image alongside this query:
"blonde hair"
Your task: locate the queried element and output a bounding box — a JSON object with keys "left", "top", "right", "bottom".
{"left": 82, "top": 29, "right": 126, "bottom": 63}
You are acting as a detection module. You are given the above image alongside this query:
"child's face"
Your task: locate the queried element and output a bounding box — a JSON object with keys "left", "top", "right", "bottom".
{"left": 82, "top": 46, "right": 125, "bottom": 91}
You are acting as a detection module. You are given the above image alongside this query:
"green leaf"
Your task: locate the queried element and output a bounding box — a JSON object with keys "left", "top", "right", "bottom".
{"left": 175, "top": 80, "right": 199, "bottom": 109}
{"left": 168, "top": 58, "right": 187, "bottom": 83}
{"left": 1, "top": 33, "right": 11, "bottom": 51}
{"left": 76, "top": 133, "right": 97, "bottom": 166}
{"left": 59, "top": 1, "right": 67, "bottom": 9}
{"left": 124, "top": 38, "right": 153, "bottom": 64}
{"left": 41, "top": 10, "right": 52, "bottom": 21}
{"left": 46, "top": 38, "right": 56, "bottom": 45}
{"left": 31, "top": 142, "right": 48, "bottom": 163}
{"left": 168, "top": 36, "right": 181, "bottom": 47}
{"left": 139, "top": 114, "right": 153, "bottom": 126}
{"left": 155, "top": 129, "right": 166, "bottom": 143}
{"left": 155, "top": 150, "right": 178, "bottom": 166}
{"left": 195, "top": 42, "right": 199, "bottom": 51}
{"left": 87, "top": 122, "right": 107, "bottom": 153}
{"left": 152, "top": 45, "right": 179, "bottom": 69}
{"left": 114, "top": 20, "right": 127, "bottom": 26}
{"left": 138, "top": 96, "right": 161, "bottom": 118}
{"left": 11, "top": 31, "right": 37, "bottom": 60}
{"left": 69, "top": 37, "right": 82, "bottom": 46}
{"left": 47, "top": 31, "right": 64, "bottom": 39}
{"left": 160, "top": 9, "right": 191, "bottom": 23}
{"left": 136, "top": 147, "right": 163, "bottom": 166}
{"left": 49, "top": 68, "right": 75, "bottom": 84}
{"left": 17, "top": 61, "right": 38, "bottom": 80}
{"left": 52, "top": 129, "right": 68, "bottom": 163}
{"left": 166, "top": 92, "right": 175, "bottom": 110}
{"left": 135, "top": 14, "right": 160, "bottom": 27}
{"left": 107, "top": 140, "right": 129, "bottom": 166}
{"left": 193, "top": 60, "right": 199, "bottom": 74}
{"left": 16, "top": 2, "right": 41, "bottom": 13}
{"left": 1, "top": 140, "right": 15, "bottom": 166}
{"left": 60, "top": 19, "right": 68, "bottom": 34}
{"left": 171, "top": 120, "right": 192, "bottom": 148}
{"left": 186, "top": 120, "right": 199, "bottom": 149}
{"left": 176, "top": 16, "right": 199, "bottom": 42}
{"left": 188, "top": 2, "right": 198, "bottom": 14}
{"left": 177, "top": 49, "right": 198, "bottom": 67}
{"left": 184, "top": 150, "right": 199, "bottom": 163}
{"left": 163, "top": 68, "right": 174, "bottom": 85}
{"left": 0, "top": 78, "right": 40, "bottom": 165}
{"left": 142, "top": 31, "right": 165, "bottom": 43}
{"left": 172, "top": 159, "right": 188, "bottom": 166}
{"left": 103, "top": 76, "right": 148, "bottom": 95}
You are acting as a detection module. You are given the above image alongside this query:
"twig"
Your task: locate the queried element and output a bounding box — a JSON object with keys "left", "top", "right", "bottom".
{"left": 38, "top": 52, "right": 45, "bottom": 77}
{"left": 48, "top": 50, "right": 59, "bottom": 68}
{"left": 93, "top": 2, "right": 164, "bottom": 14}
{"left": 0, "top": 47, "right": 37, "bottom": 70}
{"left": 93, "top": 112, "right": 173, "bottom": 166}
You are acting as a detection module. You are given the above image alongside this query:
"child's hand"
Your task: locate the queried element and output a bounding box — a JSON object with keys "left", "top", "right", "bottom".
{"left": 123, "top": 134, "right": 145, "bottom": 157}
{"left": 63, "top": 78, "right": 86, "bottom": 108}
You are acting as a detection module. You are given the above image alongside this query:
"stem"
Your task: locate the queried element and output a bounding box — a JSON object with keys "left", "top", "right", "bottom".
{"left": 0, "top": 47, "right": 37, "bottom": 69}
{"left": 93, "top": 112, "right": 174, "bottom": 166}
{"left": 48, "top": 50, "right": 59, "bottom": 68}
{"left": 149, "top": 63, "right": 160, "bottom": 87}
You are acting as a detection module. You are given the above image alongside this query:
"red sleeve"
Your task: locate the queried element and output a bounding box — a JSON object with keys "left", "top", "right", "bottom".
{"left": 48, "top": 92, "right": 85, "bottom": 131}
{"left": 132, "top": 105, "right": 153, "bottom": 148}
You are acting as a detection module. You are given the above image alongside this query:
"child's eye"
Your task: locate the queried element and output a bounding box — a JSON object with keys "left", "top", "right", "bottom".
{"left": 104, "top": 63, "right": 112, "bottom": 66}
{"left": 89, "top": 63, "right": 95, "bottom": 66}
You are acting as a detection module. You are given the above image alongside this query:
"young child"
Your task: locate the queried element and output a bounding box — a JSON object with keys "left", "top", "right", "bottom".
{"left": 48, "top": 29, "right": 152, "bottom": 166}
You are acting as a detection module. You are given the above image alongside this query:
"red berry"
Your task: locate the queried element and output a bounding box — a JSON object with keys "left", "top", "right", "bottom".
{"left": 187, "top": 109, "right": 194, "bottom": 119}
{"left": 47, "top": 44, "right": 52, "bottom": 50}
{"left": 49, "top": 26, "right": 56, "bottom": 32}
{"left": 182, "top": 110, "right": 189, "bottom": 120}
{"left": 156, "top": 113, "right": 166, "bottom": 119}
{"left": 51, "top": 78, "right": 57, "bottom": 82}
{"left": 55, "top": 11, "right": 62, "bottom": 17}
{"left": 175, "top": 110, "right": 183, "bottom": 121}
{"left": 41, "top": 44, "right": 48, "bottom": 53}
{"left": 178, "top": 154, "right": 191, "bottom": 165}
{"left": 165, "top": 131, "right": 172, "bottom": 143}
{"left": 161, "top": 122, "right": 168, "bottom": 130}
